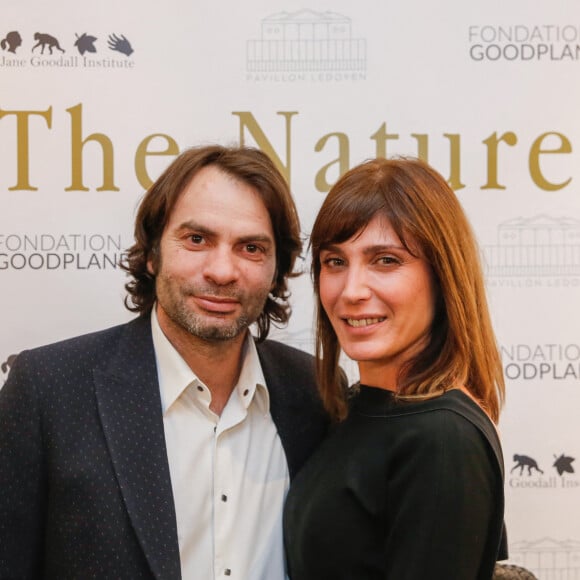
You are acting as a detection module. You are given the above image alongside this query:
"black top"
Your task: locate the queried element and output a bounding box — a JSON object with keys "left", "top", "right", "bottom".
{"left": 284, "top": 386, "right": 506, "bottom": 580}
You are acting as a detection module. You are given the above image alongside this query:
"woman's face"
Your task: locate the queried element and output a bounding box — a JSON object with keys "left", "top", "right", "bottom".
{"left": 319, "top": 214, "right": 436, "bottom": 388}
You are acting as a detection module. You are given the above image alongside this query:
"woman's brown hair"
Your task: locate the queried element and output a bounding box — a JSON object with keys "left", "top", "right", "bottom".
{"left": 310, "top": 157, "right": 505, "bottom": 422}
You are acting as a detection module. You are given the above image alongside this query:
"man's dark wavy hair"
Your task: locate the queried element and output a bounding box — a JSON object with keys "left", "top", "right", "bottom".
{"left": 121, "top": 145, "right": 302, "bottom": 341}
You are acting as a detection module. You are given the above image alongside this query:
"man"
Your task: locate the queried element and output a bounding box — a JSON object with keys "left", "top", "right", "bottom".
{"left": 0, "top": 145, "right": 328, "bottom": 579}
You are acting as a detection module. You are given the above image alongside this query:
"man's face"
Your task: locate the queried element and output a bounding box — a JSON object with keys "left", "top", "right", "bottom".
{"left": 149, "top": 165, "right": 277, "bottom": 345}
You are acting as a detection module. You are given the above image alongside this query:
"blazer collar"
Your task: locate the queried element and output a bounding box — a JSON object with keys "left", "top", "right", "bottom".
{"left": 256, "top": 339, "right": 305, "bottom": 479}
{"left": 93, "top": 314, "right": 181, "bottom": 580}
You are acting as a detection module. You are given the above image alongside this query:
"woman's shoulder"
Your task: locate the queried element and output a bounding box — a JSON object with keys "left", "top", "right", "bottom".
{"left": 396, "top": 390, "right": 505, "bottom": 474}
{"left": 352, "top": 386, "right": 504, "bottom": 470}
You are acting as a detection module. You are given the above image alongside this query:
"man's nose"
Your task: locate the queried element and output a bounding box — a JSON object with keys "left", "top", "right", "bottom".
{"left": 202, "top": 246, "right": 240, "bottom": 286}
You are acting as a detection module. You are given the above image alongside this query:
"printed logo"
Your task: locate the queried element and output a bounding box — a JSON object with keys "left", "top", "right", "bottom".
{"left": 500, "top": 343, "right": 580, "bottom": 382}
{"left": 106, "top": 34, "right": 134, "bottom": 57}
{"left": 484, "top": 215, "right": 580, "bottom": 288}
{"left": 32, "top": 32, "right": 65, "bottom": 54}
{"left": 553, "top": 453, "right": 575, "bottom": 476}
{"left": 0, "top": 29, "right": 135, "bottom": 69}
{"left": 468, "top": 24, "right": 580, "bottom": 62}
{"left": 0, "top": 353, "right": 18, "bottom": 388}
{"left": 508, "top": 537, "right": 580, "bottom": 578}
{"left": 511, "top": 454, "right": 544, "bottom": 477}
{"left": 509, "top": 451, "right": 579, "bottom": 489}
{"left": 0, "top": 233, "right": 129, "bottom": 271}
{"left": 246, "top": 9, "right": 366, "bottom": 82}
{"left": 74, "top": 33, "right": 97, "bottom": 55}
{"left": 0, "top": 30, "right": 22, "bottom": 53}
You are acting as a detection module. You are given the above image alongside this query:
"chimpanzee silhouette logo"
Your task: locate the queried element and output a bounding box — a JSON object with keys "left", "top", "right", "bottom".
{"left": 32, "top": 32, "right": 65, "bottom": 54}
{"left": 1, "top": 353, "right": 19, "bottom": 386}
{"left": 511, "top": 454, "right": 544, "bottom": 476}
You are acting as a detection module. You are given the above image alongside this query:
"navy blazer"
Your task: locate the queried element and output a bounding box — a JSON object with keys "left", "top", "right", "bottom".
{"left": 0, "top": 315, "right": 328, "bottom": 579}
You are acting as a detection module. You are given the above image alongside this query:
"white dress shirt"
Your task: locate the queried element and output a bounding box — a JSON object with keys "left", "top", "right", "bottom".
{"left": 151, "top": 309, "right": 290, "bottom": 580}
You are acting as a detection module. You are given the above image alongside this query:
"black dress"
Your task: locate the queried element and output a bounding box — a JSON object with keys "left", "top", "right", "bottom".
{"left": 283, "top": 386, "right": 506, "bottom": 580}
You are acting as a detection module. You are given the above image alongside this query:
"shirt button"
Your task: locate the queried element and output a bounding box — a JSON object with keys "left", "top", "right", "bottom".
{"left": 243, "top": 389, "right": 249, "bottom": 396}
{"left": 197, "top": 385, "right": 203, "bottom": 392}
{"left": 224, "top": 569, "right": 231, "bottom": 576}
{"left": 221, "top": 494, "right": 228, "bottom": 502}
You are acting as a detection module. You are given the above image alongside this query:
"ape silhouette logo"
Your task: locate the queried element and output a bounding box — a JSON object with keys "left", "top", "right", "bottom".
{"left": 32, "top": 32, "right": 65, "bottom": 54}
{"left": 511, "top": 453, "right": 576, "bottom": 476}
{"left": 511, "top": 454, "right": 544, "bottom": 476}
{"left": 1, "top": 353, "right": 19, "bottom": 387}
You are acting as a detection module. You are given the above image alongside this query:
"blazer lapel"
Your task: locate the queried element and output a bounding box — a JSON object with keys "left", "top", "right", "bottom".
{"left": 94, "top": 315, "right": 181, "bottom": 580}
{"left": 257, "top": 339, "right": 329, "bottom": 480}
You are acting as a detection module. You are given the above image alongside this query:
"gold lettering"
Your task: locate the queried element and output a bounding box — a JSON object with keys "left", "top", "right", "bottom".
{"left": 411, "top": 134, "right": 429, "bottom": 162}
{"left": 134, "top": 134, "right": 179, "bottom": 190}
{"left": 370, "top": 123, "right": 399, "bottom": 158}
{"left": 0, "top": 107, "right": 52, "bottom": 191}
{"left": 444, "top": 133, "right": 465, "bottom": 191}
{"left": 482, "top": 131, "right": 518, "bottom": 190}
{"left": 314, "top": 132, "right": 349, "bottom": 192}
{"left": 66, "top": 103, "right": 119, "bottom": 192}
{"left": 529, "top": 132, "right": 572, "bottom": 191}
{"left": 232, "top": 111, "right": 297, "bottom": 184}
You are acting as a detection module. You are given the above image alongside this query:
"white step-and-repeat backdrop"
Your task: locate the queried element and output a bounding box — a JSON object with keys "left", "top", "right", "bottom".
{"left": 2, "top": 1, "right": 579, "bottom": 577}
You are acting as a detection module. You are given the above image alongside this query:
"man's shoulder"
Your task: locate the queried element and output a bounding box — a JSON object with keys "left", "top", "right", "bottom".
{"left": 14, "top": 316, "right": 149, "bottom": 368}
{"left": 256, "top": 338, "right": 317, "bottom": 385}
{"left": 256, "top": 338, "right": 315, "bottom": 364}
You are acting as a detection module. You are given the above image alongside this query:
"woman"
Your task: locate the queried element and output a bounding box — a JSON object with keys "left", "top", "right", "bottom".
{"left": 284, "top": 157, "right": 507, "bottom": 579}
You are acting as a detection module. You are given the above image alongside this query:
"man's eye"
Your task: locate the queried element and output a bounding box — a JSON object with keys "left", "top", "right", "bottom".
{"left": 322, "top": 257, "right": 344, "bottom": 267}
{"left": 190, "top": 234, "right": 203, "bottom": 244}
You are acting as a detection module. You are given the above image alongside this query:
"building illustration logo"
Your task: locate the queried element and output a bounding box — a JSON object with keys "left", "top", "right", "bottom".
{"left": 246, "top": 9, "right": 366, "bottom": 81}
{"left": 509, "top": 537, "right": 580, "bottom": 579}
{"left": 483, "top": 215, "right": 580, "bottom": 280}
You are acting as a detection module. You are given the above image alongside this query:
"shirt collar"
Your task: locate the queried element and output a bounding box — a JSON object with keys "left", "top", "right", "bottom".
{"left": 151, "top": 307, "right": 270, "bottom": 416}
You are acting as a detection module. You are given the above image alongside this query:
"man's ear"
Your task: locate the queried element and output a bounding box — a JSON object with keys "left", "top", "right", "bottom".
{"left": 147, "top": 246, "right": 160, "bottom": 276}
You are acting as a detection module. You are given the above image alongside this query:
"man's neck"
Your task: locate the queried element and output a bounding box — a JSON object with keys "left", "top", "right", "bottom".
{"left": 156, "top": 310, "right": 248, "bottom": 416}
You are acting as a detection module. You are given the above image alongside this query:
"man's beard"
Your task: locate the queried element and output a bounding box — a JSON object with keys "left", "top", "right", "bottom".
{"left": 157, "top": 278, "right": 269, "bottom": 342}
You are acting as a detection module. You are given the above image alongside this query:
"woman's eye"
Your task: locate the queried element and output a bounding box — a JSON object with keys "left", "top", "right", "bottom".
{"left": 378, "top": 256, "right": 399, "bottom": 265}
